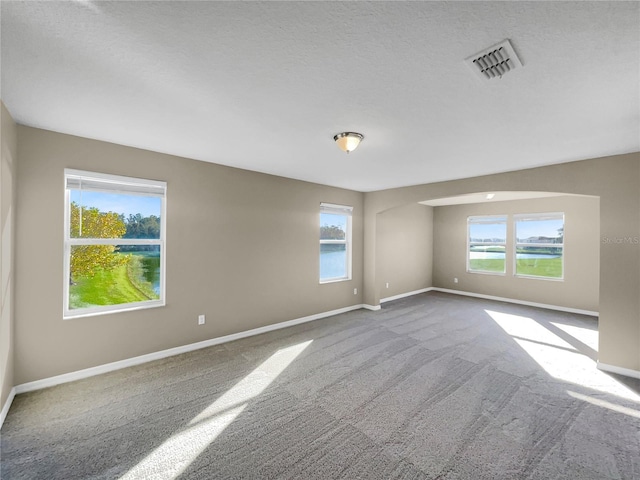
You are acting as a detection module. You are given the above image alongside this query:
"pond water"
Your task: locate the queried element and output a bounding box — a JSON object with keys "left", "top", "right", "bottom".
{"left": 320, "top": 249, "right": 347, "bottom": 280}
{"left": 130, "top": 250, "right": 558, "bottom": 293}
{"left": 130, "top": 252, "right": 161, "bottom": 294}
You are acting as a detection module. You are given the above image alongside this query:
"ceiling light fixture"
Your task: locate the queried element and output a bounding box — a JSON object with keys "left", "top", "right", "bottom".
{"left": 334, "top": 132, "right": 364, "bottom": 153}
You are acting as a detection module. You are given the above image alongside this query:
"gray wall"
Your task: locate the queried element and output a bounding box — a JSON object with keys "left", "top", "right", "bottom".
{"left": 15, "top": 126, "right": 364, "bottom": 384}
{"left": 364, "top": 153, "right": 640, "bottom": 372}
{"left": 377, "top": 203, "right": 433, "bottom": 299}
{"left": 1, "top": 103, "right": 17, "bottom": 409}
{"left": 433, "top": 195, "right": 600, "bottom": 312}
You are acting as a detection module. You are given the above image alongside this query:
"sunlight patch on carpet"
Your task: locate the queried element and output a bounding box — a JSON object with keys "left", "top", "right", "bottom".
{"left": 567, "top": 390, "right": 640, "bottom": 419}
{"left": 119, "top": 340, "right": 312, "bottom": 480}
{"left": 486, "top": 310, "right": 639, "bottom": 403}
{"left": 550, "top": 322, "right": 599, "bottom": 351}
{"left": 487, "top": 310, "right": 575, "bottom": 350}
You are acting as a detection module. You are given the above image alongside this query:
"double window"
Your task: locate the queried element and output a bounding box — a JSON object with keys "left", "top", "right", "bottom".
{"left": 319, "top": 203, "right": 352, "bottom": 283}
{"left": 467, "top": 213, "right": 564, "bottom": 280}
{"left": 64, "top": 169, "right": 166, "bottom": 318}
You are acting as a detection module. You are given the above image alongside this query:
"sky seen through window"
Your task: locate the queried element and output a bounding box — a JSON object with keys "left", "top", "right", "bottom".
{"left": 70, "top": 190, "right": 161, "bottom": 218}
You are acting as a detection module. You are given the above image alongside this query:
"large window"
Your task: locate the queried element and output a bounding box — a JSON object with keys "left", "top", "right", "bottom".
{"left": 467, "top": 216, "right": 507, "bottom": 274}
{"left": 64, "top": 169, "right": 166, "bottom": 318}
{"left": 514, "top": 213, "right": 564, "bottom": 279}
{"left": 319, "top": 203, "right": 352, "bottom": 283}
{"left": 467, "top": 212, "right": 565, "bottom": 281}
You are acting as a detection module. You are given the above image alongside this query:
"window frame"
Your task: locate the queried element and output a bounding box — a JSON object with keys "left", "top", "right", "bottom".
{"left": 513, "top": 212, "right": 564, "bottom": 281}
{"left": 467, "top": 215, "right": 508, "bottom": 275}
{"left": 63, "top": 169, "right": 167, "bottom": 319}
{"left": 319, "top": 202, "right": 353, "bottom": 284}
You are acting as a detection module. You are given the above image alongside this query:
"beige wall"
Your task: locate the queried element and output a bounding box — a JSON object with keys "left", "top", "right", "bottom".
{"left": 377, "top": 203, "right": 433, "bottom": 299}
{"left": 1, "top": 103, "right": 18, "bottom": 408}
{"left": 14, "top": 126, "right": 364, "bottom": 384}
{"left": 433, "top": 195, "right": 600, "bottom": 312}
{"left": 364, "top": 153, "right": 640, "bottom": 372}
{"left": 8, "top": 123, "right": 640, "bottom": 384}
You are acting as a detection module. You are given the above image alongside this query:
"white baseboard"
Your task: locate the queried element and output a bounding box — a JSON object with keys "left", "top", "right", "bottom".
{"left": 432, "top": 288, "right": 599, "bottom": 317}
{"left": 14, "top": 303, "right": 367, "bottom": 395}
{"left": 597, "top": 362, "right": 640, "bottom": 380}
{"left": 0, "top": 387, "right": 16, "bottom": 430}
{"left": 380, "top": 287, "right": 433, "bottom": 304}
{"left": 362, "top": 304, "right": 381, "bottom": 311}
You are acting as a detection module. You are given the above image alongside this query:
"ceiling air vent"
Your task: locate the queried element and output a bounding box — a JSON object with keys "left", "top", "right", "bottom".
{"left": 465, "top": 39, "right": 522, "bottom": 80}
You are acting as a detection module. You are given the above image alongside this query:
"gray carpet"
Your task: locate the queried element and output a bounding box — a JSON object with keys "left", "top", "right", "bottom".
{"left": 2, "top": 292, "right": 640, "bottom": 479}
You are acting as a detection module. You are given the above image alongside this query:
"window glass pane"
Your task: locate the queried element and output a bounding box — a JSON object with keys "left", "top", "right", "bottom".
{"left": 516, "top": 218, "right": 563, "bottom": 244}
{"left": 515, "top": 215, "right": 564, "bottom": 279}
{"left": 70, "top": 190, "right": 162, "bottom": 239}
{"left": 516, "top": 246, "right": 563, "bottom": 278}
{"left": 320, "top": 213, "right": 346, "bottom": 240}
{"left": 468, "top": 245, "right": 506, "bottom": 273}
{"left": 69, "top": 245, "right": 161, "bottom": 310}
{"left": 320, "top": 243, "right": 347, "bottom": 280}
{"left": 468, "top": 217, "right": 506, "bottom": 274}
{"left": 469, "top": 222, "right": 506, "bottom": 243}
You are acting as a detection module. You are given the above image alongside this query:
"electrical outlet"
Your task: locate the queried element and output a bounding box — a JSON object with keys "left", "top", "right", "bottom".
{"left": 198, "top": 314, "right": 205, "bottom": 325}
{"left": 385, "top": 282, "right": 390, "bottom": 289}
{"left": 353, "top": 288, "right": 358, "bottom": 295}
{"left": 454, "top": 277, "right": 459, "bottom": 284}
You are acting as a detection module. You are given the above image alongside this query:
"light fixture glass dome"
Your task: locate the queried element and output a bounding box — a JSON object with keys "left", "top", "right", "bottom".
{"left": 334, "top": 132, "right": 364, "bottom": 153}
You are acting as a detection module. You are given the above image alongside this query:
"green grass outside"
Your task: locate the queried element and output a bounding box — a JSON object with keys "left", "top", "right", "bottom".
{"left": 470, "top": 257, "right": 562, "bottom": 278}
{"left": 515, "top": 257, "right": 562, "bottom": 278}
{"left": 469, "top": 259, "right": 505, "bottom": 273}
{"left": 69, "top": 255, "right": 158, "bottom": 309}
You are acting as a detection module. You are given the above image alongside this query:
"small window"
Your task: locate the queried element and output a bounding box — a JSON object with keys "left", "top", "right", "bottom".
{"left": 319, "top": 203, "right": 352, "bottom": 283}
{"left": 468, "top": 216, "right": 507, "bottom": 274}
{"left": 514, "top": 213, "right": 564, "bottom": 279}
{"left": 64, "top": 169, "right": 166, "bottom": 318}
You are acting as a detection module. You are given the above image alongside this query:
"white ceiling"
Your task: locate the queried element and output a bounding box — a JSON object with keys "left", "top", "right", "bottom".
{"left": 2, "top": 1, "right": 638, "bottom": 192}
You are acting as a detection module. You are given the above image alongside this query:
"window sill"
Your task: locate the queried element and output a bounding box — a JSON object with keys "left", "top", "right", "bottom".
{"left": 319, "top": 277, "right": 351, "bottom": 285}
{"left": 64, "top": 300, "right": 165, "bottom": 320}
{"left": 466, "top": 270, "right": 506, "bottom": 276}
{"left": 514, "top": 274, "right": 564, "bottom": 282}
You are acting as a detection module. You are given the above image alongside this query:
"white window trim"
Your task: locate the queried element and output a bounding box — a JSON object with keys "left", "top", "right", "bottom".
{"left": 63, "top": 169, "right": 167, "bottom": 319}
{"left": 513, "top": 212, "right": 564, "bottom": 281}
{"left": 319, "top": 202, "right": 353, "bottom": 284}
{"left": 467, "top": 215, "right": 507, "bottom": 275}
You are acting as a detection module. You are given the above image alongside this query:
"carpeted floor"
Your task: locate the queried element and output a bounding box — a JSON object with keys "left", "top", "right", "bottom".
{"left": 2, "top": 292, "right": 640, "bottom": 479}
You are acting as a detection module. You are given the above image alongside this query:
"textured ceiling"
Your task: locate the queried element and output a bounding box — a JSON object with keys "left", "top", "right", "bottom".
{"left": 2, "top": 1, "right": 639, "bottom": 192}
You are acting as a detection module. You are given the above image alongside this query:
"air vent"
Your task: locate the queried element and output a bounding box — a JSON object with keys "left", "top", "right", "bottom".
{"left": 465, "top": 39, "right": 522, "bottom": 80}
